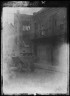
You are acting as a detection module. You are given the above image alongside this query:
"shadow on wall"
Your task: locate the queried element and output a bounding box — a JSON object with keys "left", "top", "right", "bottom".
{"left": 51, "top": 34, "right": 67, "bottom": 66}
{"left": 52, "top": 41, "right": 68, "bottom": 72}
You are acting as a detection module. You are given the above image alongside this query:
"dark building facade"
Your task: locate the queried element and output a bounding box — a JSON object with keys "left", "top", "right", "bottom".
{"left": 14, "top": 12, "right": 34, "bottom": 58}
{"left": 14, "top": 8, "right": 67, "bottom": 67}
{"left": 32, "top": 8, "right": 67, "bottom": 65}
{"left": 33, "top": 8, "right": 67, "bottom": 38}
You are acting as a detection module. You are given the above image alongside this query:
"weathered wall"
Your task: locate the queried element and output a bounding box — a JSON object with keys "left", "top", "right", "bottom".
{"left": 33, "top": 8, "right": 67, "bottom": 37}
{"left": 53, "top": 42, "right": 69, "bottom": 73}
{"left": 37, "top": 44, "right": 52, "bottom": 64}
{"left": 3, "top": 23, "right": 16, "bottom": 61}
{"left": 14, "top": 13, "right": 33, "bottom": 57}
{"left": 32, "top": 8, "right": 67, "bottom": 68}
{"left": 3, "top": 22, "right": 18, "bottom": 82}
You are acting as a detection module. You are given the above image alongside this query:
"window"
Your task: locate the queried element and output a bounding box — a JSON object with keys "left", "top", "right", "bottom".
{"left": 34, "top": 23, "right": 38, "bottom": 37}
{"left": 22, "top": 25, "right": 30, "bottom": 31}
{"left": 60, "top": 23, "right": 64, "bottom": 31}
{"left": 40, "top": 25, "right": 45, "bottom": 36}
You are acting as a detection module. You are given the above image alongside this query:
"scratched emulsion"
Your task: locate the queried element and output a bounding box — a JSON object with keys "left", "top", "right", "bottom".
{"left": 3, "top": 7, "right": 68, "bottom": 94}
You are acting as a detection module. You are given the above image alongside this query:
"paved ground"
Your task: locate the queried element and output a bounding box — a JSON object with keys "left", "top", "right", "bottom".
{"left": 3, "top": 66, "right": 67, "bottom": 94}
{"left": 3, "top": 43, "right": 69, "bottom": 94}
